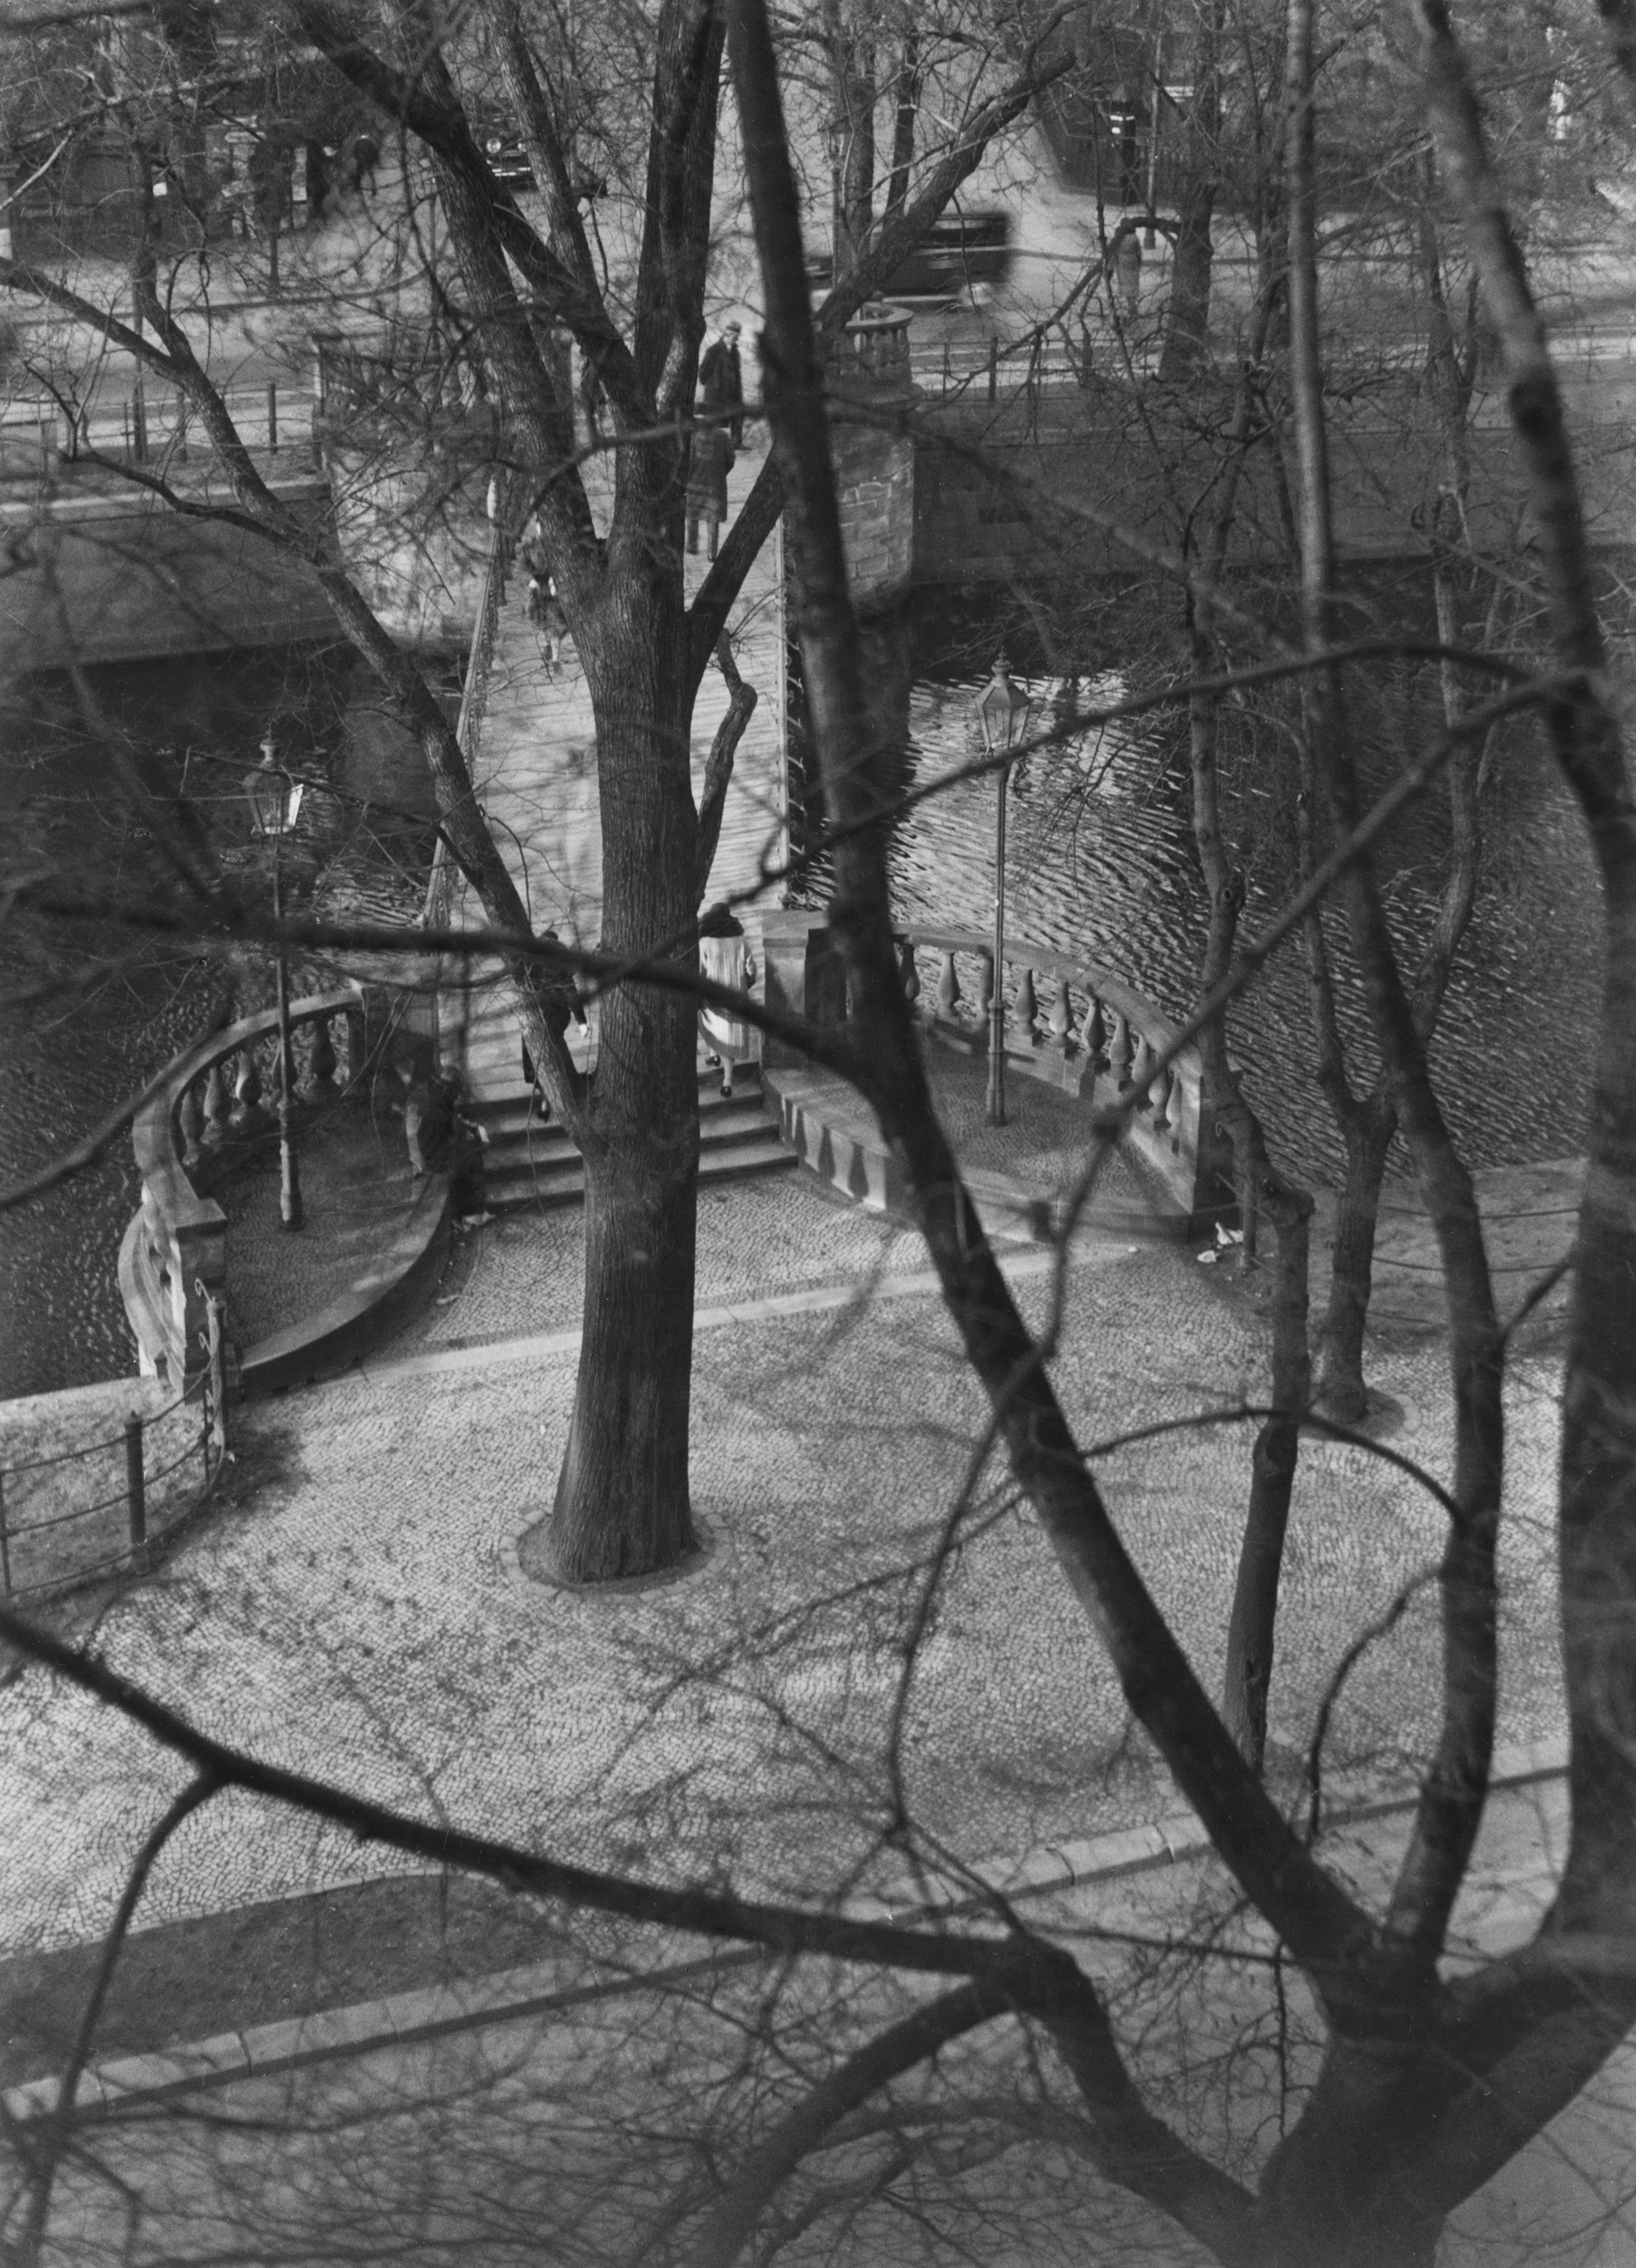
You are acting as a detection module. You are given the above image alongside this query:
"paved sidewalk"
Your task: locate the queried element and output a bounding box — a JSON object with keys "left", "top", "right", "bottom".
{"left": 13, "top": 1749, "right": 1629, "bottom": 2268}
{"left": 0, "top": 1149, "right": 1568, "bottom": 1966}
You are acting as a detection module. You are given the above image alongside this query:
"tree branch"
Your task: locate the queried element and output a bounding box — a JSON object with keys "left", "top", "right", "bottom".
{"left": 0, "top": 1607, "right": 1038, "bottom": 1984}
{"left": 696, "top": 632, "right": 758, "bottom": 901}
{"left": 682, "top": 1977, "right": 1015, "bottom": 2268}
{"left": 726, "top": 0, "right": 1380, "bottom": 2020}
{"left": 20, "top": 1772, "right": 222, "bottom": 2261}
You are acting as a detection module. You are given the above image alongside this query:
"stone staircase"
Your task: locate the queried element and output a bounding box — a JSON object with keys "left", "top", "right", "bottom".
{"left": 469, "top": 1061, "right": 795, "bottom": 1214}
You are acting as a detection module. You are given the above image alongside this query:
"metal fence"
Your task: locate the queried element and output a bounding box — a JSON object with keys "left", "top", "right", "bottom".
{"left": 0, "top": 380, "right": 313, "bottom": 470}
{"left": 0, "top": 1286, "right": 230, "bottom": 1601}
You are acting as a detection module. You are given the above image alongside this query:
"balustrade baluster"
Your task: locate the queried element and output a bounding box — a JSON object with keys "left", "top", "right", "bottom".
{"left": 1014, "top": 965, "right": 1039, "bottom": 1045}
{"left": 177, "top": 1082, "right": 204, "bottom": 1163}
{"left": 1131, "top": 1033, "right": 1157, "bottom": 1109}
{"left": 1049, "top": 975, "right": 1073, "bottom": 1052}
{"left": 309, "top": 1014, "right": 337, "bottom": 1088}
{"left": 1110, "top": 1011, "right": 1134, "bottom": 1091}
{"left": 936, "top": 951, "right": 961, "bottom": 1022}
{"left": 897, "top": 937, "right": 921, "bottom": 1009}
{"left": 975, "top": 953, "right": 994, "bottom": 1028}
{"left": 234, "top": 1047, "right": 262, "bottom": 1120}
{"left": 204, "top": 1059, "right": 230, "bottom": 1143}
{"left": 1080, "top": 995, "right": 1107, "bottom": 1070}
{"left": 1151, "top": 1063, "right": 1174, "bottom": 1132}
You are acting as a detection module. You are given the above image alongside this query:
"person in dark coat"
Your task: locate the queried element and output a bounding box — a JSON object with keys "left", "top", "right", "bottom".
{"left": 698, "top": 321, "right": 744, "bottom": 447}
{"left": 686, "top": 422, "right": 730, "bottom": 560}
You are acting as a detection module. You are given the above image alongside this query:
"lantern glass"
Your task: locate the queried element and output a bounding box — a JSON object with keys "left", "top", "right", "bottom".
{"left": 244, "top": 750, "right": 301, "bottom": 836}
{"left": 975, "top": 654, "right": 1032, "bottom": 758}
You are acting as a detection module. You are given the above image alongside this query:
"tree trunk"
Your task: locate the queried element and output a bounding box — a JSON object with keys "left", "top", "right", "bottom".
{"left": 1221, "top": 1177, "right": 1311, "bottom": 1768}
{"left": 1159, "top": 177, "right": 1216, "bottom": 380}
{"left": 883, "top": 34, "right": 918, "bottom": 218}
{"left": 1315, "top": 1098, "right": 1395, "bottom": 1422}
{"left": 548, "top": 1107, "right": 699, "bottom": 1580}
{"left": 1189, "top": 672, "right": 1313, "bottom": 1774}
{"left": 1157, "top": 0, "right": 1223, "bottom": 383}
{"left": 542, "top": 583, "right": 703, "bottom": 1582}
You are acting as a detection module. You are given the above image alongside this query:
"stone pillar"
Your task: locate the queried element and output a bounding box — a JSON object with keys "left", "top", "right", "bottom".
{"left": 827, "top": 304, "right": 917, "bottom": 613}
{"left": 760, "top": 910, "right": 846, "bottom": 1068}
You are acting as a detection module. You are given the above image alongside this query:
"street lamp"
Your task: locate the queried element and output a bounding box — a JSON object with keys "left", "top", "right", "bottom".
{"left": 243, "top": 734, "right": 306, "bottom": 1230}
{"left": 974, "top": 652, "right": 1033, "bottom": 1126}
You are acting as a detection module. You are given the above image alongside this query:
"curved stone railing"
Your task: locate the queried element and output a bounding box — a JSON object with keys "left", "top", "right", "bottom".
{"left": 897, "top": 929, "right": 1223, "bottom": 1225}
{"left": 760, "top": 910, "right": 1230, "bottom": 1232}
{"left": 121, "top": 989, "right": 364, "bottom": 1388}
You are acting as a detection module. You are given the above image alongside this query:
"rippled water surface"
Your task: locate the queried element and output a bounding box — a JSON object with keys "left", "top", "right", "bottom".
{"left": 885, "top": 600, "right": 1603, "bottom": 1186}
{"left": 0, "top": 645, "right": 431, "bottom": 1401}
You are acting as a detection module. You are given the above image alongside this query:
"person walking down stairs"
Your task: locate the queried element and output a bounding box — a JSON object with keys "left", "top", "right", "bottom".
{"left": 698, "top": 905, "right": 757, "bottom": 1098}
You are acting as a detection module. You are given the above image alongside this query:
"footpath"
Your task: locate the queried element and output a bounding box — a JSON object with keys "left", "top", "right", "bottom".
{"left": 0, "top": 1117, "right": 1580, "bottom": 2018}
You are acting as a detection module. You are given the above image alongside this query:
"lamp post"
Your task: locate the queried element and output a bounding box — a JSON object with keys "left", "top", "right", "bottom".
{"left": 243, "top": 734, "right": 306, "bottom": 1230}
{"left": 974, "top": 653, "right": 1033, "bottom": 1126}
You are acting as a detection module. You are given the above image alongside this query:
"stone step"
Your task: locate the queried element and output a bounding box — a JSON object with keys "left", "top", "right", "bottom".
{"left": 470, "top": 1061, "right": 765, "bottom": 1138}
{"left": 479, "top": 1099, "right": 775, "bottom": 1180}
{"left": 480, "top": 1129, "right": 796, "bottom": 1212}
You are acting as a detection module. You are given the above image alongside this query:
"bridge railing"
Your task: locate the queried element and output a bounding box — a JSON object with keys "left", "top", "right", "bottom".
{"left": 1, "top": 382, "right": 317, "bottom": 472}
{"left": 121, "top": 988, "right": 364, "bottom": 1387}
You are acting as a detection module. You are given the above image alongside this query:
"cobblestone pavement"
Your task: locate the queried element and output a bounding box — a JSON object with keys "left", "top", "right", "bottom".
{"left": 0, "top": 1152, "right": 1566, "bottom": 1964}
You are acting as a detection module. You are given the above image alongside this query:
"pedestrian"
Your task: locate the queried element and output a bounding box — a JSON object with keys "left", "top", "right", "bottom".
{"left": 527, "top": 572, "right": 568, "bottom": 676}
{"left": 698, "top": 903, "right": 757, "bottom": 1097}
{"left": 686, "top": 421, "right": 730, "bottom": 561}
{"left": 699, "top": 320, "right": 744, "bottom": 447}
{"left": 349, "top": 132, "right": 380, "bottom": 197}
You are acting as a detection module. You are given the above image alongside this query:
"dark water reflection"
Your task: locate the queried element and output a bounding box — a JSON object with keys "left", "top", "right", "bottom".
{"left": 884, "top": 596, "right": 1601, "bottom": 1187}
{"left": 0, "top": 646, "right": 435, "bottom": 1401}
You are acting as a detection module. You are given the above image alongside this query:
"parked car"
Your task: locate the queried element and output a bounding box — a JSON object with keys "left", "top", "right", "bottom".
{"left": 476, "top": 122, "right": 533, "bottom": 187}
{"left": 805, "top": 209, "right": 1013, "bottom": 302}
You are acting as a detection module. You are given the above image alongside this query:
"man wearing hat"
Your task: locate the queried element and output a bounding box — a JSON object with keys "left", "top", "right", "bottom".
{"left": 699, "top": 320, "right": 744, "bottom": 449}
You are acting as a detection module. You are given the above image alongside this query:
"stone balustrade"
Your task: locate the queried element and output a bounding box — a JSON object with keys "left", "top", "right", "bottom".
{"left": 120, "top": 988, "right": 364, "bottom": 1387}
{"left": 831, "top": 302, "right": 915, "bottom": 390}
{"left": 760, "top": 910, "right": 1230, "bottom": 1230}
{"left": 899, "top": 928, "right": 1226, "bottom": 1223}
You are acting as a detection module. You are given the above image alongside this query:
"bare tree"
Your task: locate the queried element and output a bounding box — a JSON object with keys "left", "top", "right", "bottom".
{"left": 0, "top": 0, "right": 1061, "bottom": 1580}
{"left": 2, "top": 0, "right": 1635, "bottom": 2261}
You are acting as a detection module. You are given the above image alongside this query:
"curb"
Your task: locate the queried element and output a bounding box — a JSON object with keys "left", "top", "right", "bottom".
{"left": 3, "top": 1735, "right": 1568, "bottom": 2123}
{"left": 353, "top": 1237, "right": 1138, "bottom": 1388}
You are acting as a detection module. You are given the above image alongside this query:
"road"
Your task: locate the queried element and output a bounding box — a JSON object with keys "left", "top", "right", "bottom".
{"left": 10, "top": 127, "right": 1636, "bottom": 452}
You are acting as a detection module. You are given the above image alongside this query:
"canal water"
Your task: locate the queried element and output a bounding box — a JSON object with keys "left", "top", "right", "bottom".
{"left": 0, "top": 601, "right": 1603, "bottom": 1400}
{"left": 878, "top": 591, "right": 1602, "bottom": 1187}
{"left": 0, "top": 644, "right": 437, "bottom": 1401}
